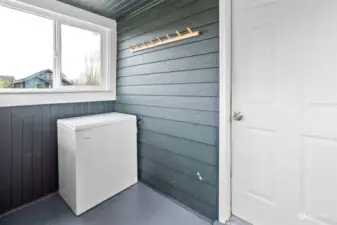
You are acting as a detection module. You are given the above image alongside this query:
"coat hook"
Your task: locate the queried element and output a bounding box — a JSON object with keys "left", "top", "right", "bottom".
{"left": 131, "top": 27, "right": 200, "bottom": 52}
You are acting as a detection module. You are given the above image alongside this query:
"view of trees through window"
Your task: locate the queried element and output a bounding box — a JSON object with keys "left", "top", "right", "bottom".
{"left": 71, "top": 54, "right": 101, "bottom": 86}
{"left": 61, "top": 24, "right": 101, "bottom": 87}
{"left": 0, "top": 4, "right": 101, "bottom": 89}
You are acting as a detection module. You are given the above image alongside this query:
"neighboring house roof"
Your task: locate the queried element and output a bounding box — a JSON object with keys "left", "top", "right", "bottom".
{"left": 0, "top": 75, "right": 15, "bottom": 81}
{"left": 13, "top": 69, "right": 72, "bottom": 85}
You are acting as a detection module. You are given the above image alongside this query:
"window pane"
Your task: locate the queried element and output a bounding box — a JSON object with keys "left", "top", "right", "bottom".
{"left": 0, "top": 5, "right": 53, "bottom": 89}
{"left": 61, "top": 24, "right": 101, "bottom": 87}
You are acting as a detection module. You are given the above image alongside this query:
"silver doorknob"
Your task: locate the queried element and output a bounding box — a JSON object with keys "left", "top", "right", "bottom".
{"left": 233, "top": 112, "right": 243, "bottom": 121}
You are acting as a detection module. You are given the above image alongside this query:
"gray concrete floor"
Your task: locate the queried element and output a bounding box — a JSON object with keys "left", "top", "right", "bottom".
{"left": 226, "top": 216, "right": 252, "bottom": 225}
{"left": 0, "top": 183, "right": 211, "bottom": 225}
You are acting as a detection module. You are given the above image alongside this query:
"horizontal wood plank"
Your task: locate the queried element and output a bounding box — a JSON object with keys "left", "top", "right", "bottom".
{"left": 139, "top": 116, "right": 217, "bottom": 145}
{"left": 116, "top": 0, "right": 219, "bottom": 219}
{"left": 139, "top": 157, "right": 217, "bottom": 206}
{"left": 117, "top": 95, "right": 219, "bottom": 112}
{"left": 118, "top": 0, "right": 197, "bottom": 32}
{"left": 118, "top": 38, "right": 219, "bottom": 68}
{"left": 117, "top": 83, "right": 219, "bottom": 97}
{"left": 118, "top": 22, "right": 219, "bottom": 59}
{"left": 117, "top": 68, "right": 218, "bottom": 86}
{"left": 118, "top": 0, "right": 218, "bottom": 43}
{"left": 139, "top": 129, "right": 217, "bottom": 166}
{"left": 140, "top": 171, "right": 217, "bottom": 220}
{"left": 116, "top": 103, "right": 218, "bottom": 127}
{"left": 139, "top": 143, "right": 217, "bottom": 186}
{"left": 118, "top": 8, "right": 219, "bottom": 51}
{"left": 118, "top": 53, "right": 219, "bottom": 77}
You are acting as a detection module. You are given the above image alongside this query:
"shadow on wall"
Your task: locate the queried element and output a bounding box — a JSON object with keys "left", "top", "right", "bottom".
{"left": 115, "top": 0, "right": 219, "bottom": 220}
{"left": 0, "top": 101, "right": 115, "bottom": 215}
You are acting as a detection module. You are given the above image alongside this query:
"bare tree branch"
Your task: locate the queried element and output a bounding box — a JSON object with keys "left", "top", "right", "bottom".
{"left": 72, "top": 53, "right": 100, "bottom": 86}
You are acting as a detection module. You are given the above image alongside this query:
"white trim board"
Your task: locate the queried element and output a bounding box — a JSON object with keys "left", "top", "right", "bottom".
{"left": 0, "top": 91, "right": 115, "bottom": 107}
{"left": 218, "top": 0, "right": 232, "bottom": 224}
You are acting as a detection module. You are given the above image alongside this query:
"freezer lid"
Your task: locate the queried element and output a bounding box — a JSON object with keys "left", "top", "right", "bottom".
{"left": 57, "top": 112, "right": 137, "bottom": 132}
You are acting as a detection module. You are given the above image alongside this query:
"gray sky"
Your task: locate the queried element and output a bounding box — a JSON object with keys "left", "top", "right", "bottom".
{"left": 0, "top": 4, "right": 100, "bottom": 80}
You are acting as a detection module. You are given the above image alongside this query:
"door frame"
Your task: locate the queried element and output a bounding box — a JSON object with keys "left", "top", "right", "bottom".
{"left": 218, "top": 0, "right": 232, "bottom": 223}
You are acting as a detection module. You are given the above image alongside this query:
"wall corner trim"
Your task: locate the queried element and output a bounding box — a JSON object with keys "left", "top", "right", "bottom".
{"left": 218, "top": 0, "right": 232, "bottom": 223}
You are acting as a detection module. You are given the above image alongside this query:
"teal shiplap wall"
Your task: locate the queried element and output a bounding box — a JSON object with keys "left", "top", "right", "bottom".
{"left": 0, "top": 101, "right": 115, "bottom": 215}
{"left": 116, "top": 0, "right": 219, "bottom": 219}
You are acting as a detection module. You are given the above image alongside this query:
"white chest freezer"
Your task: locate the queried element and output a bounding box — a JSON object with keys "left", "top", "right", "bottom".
{"left": 57, "top": 112, "right": 138, "bottom": 216}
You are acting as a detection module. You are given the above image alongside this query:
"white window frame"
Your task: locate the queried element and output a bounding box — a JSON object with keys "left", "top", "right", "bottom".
{"left": 0, "top": 0, "right": 116, "bottom": 107}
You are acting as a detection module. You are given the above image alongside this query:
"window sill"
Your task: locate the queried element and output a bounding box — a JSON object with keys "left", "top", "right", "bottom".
{"left": 0, "top": 87, "right": 109, "bottom": 94}
{"left": 0, "top": 90, "right": 116, "bottom": 107}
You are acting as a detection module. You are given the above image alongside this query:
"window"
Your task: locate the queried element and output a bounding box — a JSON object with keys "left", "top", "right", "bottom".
{"left": 0, "top": 5, "right": 53, "bottom": 89}
{"left": 0, "top": 0, "right": 116, "bottom": 106}
{"left": 61, "top": 24, "right": 102, "bottom": 87}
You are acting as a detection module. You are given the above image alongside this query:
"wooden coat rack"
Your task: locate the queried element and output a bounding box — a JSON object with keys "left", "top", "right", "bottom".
{"left": 130, "top": 28, "right": 200, "bottom": 53}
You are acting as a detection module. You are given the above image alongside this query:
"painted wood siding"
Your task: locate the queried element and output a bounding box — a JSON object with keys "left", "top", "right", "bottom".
{"left": 0, "top": 101, "right": 115, "bottom": 215}
{"left": 116, "top": 0, "right": 219, "bottom": 220}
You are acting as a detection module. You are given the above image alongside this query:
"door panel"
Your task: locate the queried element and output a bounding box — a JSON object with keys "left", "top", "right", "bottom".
{"left": 232, "top": 1, "right": 337, "bottom": 225}
{"left": 300, "top": 136, "right": 337, "bottom": 224}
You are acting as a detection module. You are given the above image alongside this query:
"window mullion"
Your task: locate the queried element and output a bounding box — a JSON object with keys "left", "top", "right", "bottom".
{"left": 53, "top": 19, "right": 62, "bottom": 88}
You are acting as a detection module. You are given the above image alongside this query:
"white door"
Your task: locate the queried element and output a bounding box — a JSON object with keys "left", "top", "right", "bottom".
{"left": 232, "top": 1, "right": 337, "bottom": 225}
